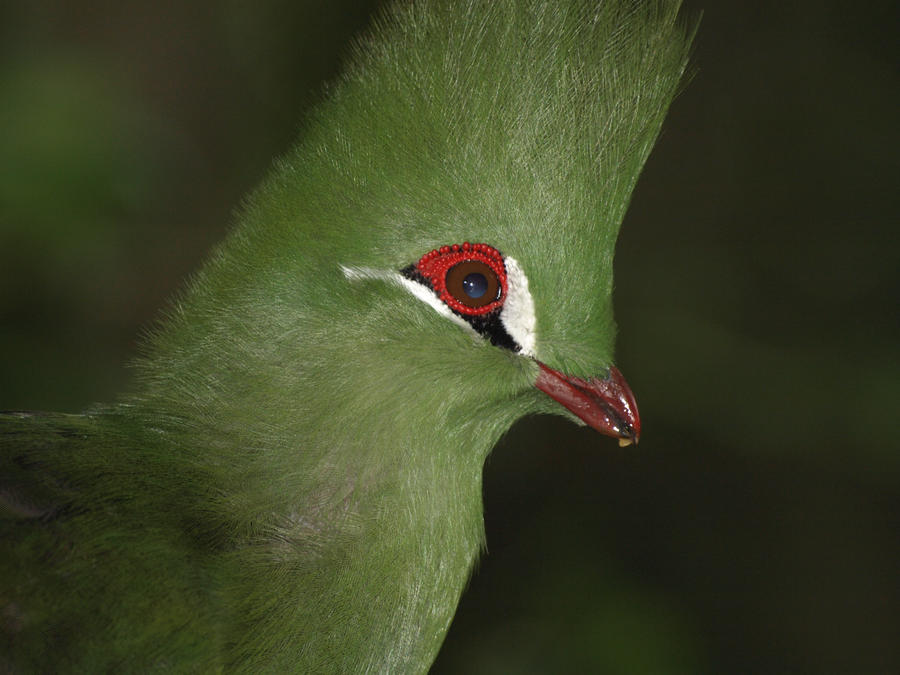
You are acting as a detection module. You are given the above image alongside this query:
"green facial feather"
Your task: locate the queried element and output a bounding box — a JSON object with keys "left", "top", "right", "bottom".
{"left": 1, "top": 1, "right": 696, "bottom": 671}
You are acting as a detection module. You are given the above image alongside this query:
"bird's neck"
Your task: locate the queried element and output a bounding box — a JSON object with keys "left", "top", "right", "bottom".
{"left": 116, "top": 393, "right": 500, "bottom": 670}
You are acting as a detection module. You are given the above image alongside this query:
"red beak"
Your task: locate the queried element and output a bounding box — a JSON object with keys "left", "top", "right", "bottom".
{"left": 534, "top": 362, "right": 641, "bottom": 446}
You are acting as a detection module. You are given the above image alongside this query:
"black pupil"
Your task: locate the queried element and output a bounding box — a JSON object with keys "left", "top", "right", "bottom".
{"left": 461, "top": 273, "right": 488, "bottom": 298}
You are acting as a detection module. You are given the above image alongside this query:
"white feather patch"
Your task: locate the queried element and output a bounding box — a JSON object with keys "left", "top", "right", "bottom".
{"left": 500, "top": 256, "right": 537, "bottom": 357}
{"left": 339, "top": 265, "right": 474, "bottom": 334}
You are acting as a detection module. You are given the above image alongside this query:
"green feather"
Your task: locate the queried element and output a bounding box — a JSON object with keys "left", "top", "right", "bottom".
{"left": 1, "top": 0, "right": 696, "bottom": 671}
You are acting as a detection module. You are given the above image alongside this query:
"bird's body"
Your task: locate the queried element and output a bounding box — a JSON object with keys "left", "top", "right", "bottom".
{"left": 1, "top": 0, "right": 695, "bottom": 671}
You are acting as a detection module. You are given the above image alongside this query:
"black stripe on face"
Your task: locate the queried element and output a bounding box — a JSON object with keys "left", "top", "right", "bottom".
{"left": 400, "top": 265, "right": 521, "bottom": 353}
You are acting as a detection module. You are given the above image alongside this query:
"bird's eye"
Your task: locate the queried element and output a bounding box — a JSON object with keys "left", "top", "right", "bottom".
{"left": 395, "top": 241, "right": 532, "bottom": 354}
{"left": 463, "top": 273, "right": 486, "bottom": 297}
{"left": 401, "top": 242, "right": 507, "bottom": 317}
{"left": 446, "top": 260, "right": 499, "bottom": 308}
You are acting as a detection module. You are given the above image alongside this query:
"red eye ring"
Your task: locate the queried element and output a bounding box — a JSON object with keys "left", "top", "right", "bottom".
{"left": 413, "top": 242, "right": 507, "bottom": 316}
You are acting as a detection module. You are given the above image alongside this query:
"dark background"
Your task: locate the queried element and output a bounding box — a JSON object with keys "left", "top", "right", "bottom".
{"left": 1, "top": 1, "right": 897, "bottom": 672}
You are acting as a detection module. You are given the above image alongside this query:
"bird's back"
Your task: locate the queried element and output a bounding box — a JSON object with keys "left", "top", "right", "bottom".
{"left": 0, "top": 411, "right": 223, "bottom": 671}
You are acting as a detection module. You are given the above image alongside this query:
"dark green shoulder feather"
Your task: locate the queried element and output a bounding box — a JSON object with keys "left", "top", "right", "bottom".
{"left": 0, "top": 411, "right": 223, "bottom": 671}
{"left": 1, "top": 411, "right": 100, "bottom": 520}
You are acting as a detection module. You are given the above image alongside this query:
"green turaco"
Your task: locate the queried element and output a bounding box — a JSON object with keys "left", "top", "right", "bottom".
{"left": 1, "top": 0, "right": 696, "bottom": 671}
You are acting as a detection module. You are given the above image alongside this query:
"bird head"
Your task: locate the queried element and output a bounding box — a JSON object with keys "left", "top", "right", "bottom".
{"left": 137, "top": 1, "right": 695, "bottom": 469}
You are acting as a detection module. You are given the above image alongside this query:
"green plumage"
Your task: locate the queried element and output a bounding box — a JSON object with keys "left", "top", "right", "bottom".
{"left": 1, "top": 1, "right": 695, "bottom": 671}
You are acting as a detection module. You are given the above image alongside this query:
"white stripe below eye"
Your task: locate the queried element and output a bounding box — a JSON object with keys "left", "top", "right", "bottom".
{"left": 340, "top": 265, "right": 474, "bottom": 333}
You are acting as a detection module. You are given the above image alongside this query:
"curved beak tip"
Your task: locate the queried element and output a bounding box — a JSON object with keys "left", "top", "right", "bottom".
{"left": 534, "top": 362, "right": 641, "bottom": 445}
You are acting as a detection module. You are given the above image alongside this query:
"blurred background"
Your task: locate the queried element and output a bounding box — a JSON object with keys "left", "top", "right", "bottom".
{"left": 1, "top": 1, "right": 896, "bottom": 672}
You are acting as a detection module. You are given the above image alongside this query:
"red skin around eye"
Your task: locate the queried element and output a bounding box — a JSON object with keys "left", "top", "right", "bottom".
{"left": 414, "top": 242, "right": 508, "bottom": 316}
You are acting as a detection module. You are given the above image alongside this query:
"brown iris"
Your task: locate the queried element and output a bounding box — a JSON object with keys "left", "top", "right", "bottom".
{"left": 445, "top": 260, "right": 500, "bottom": 308}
